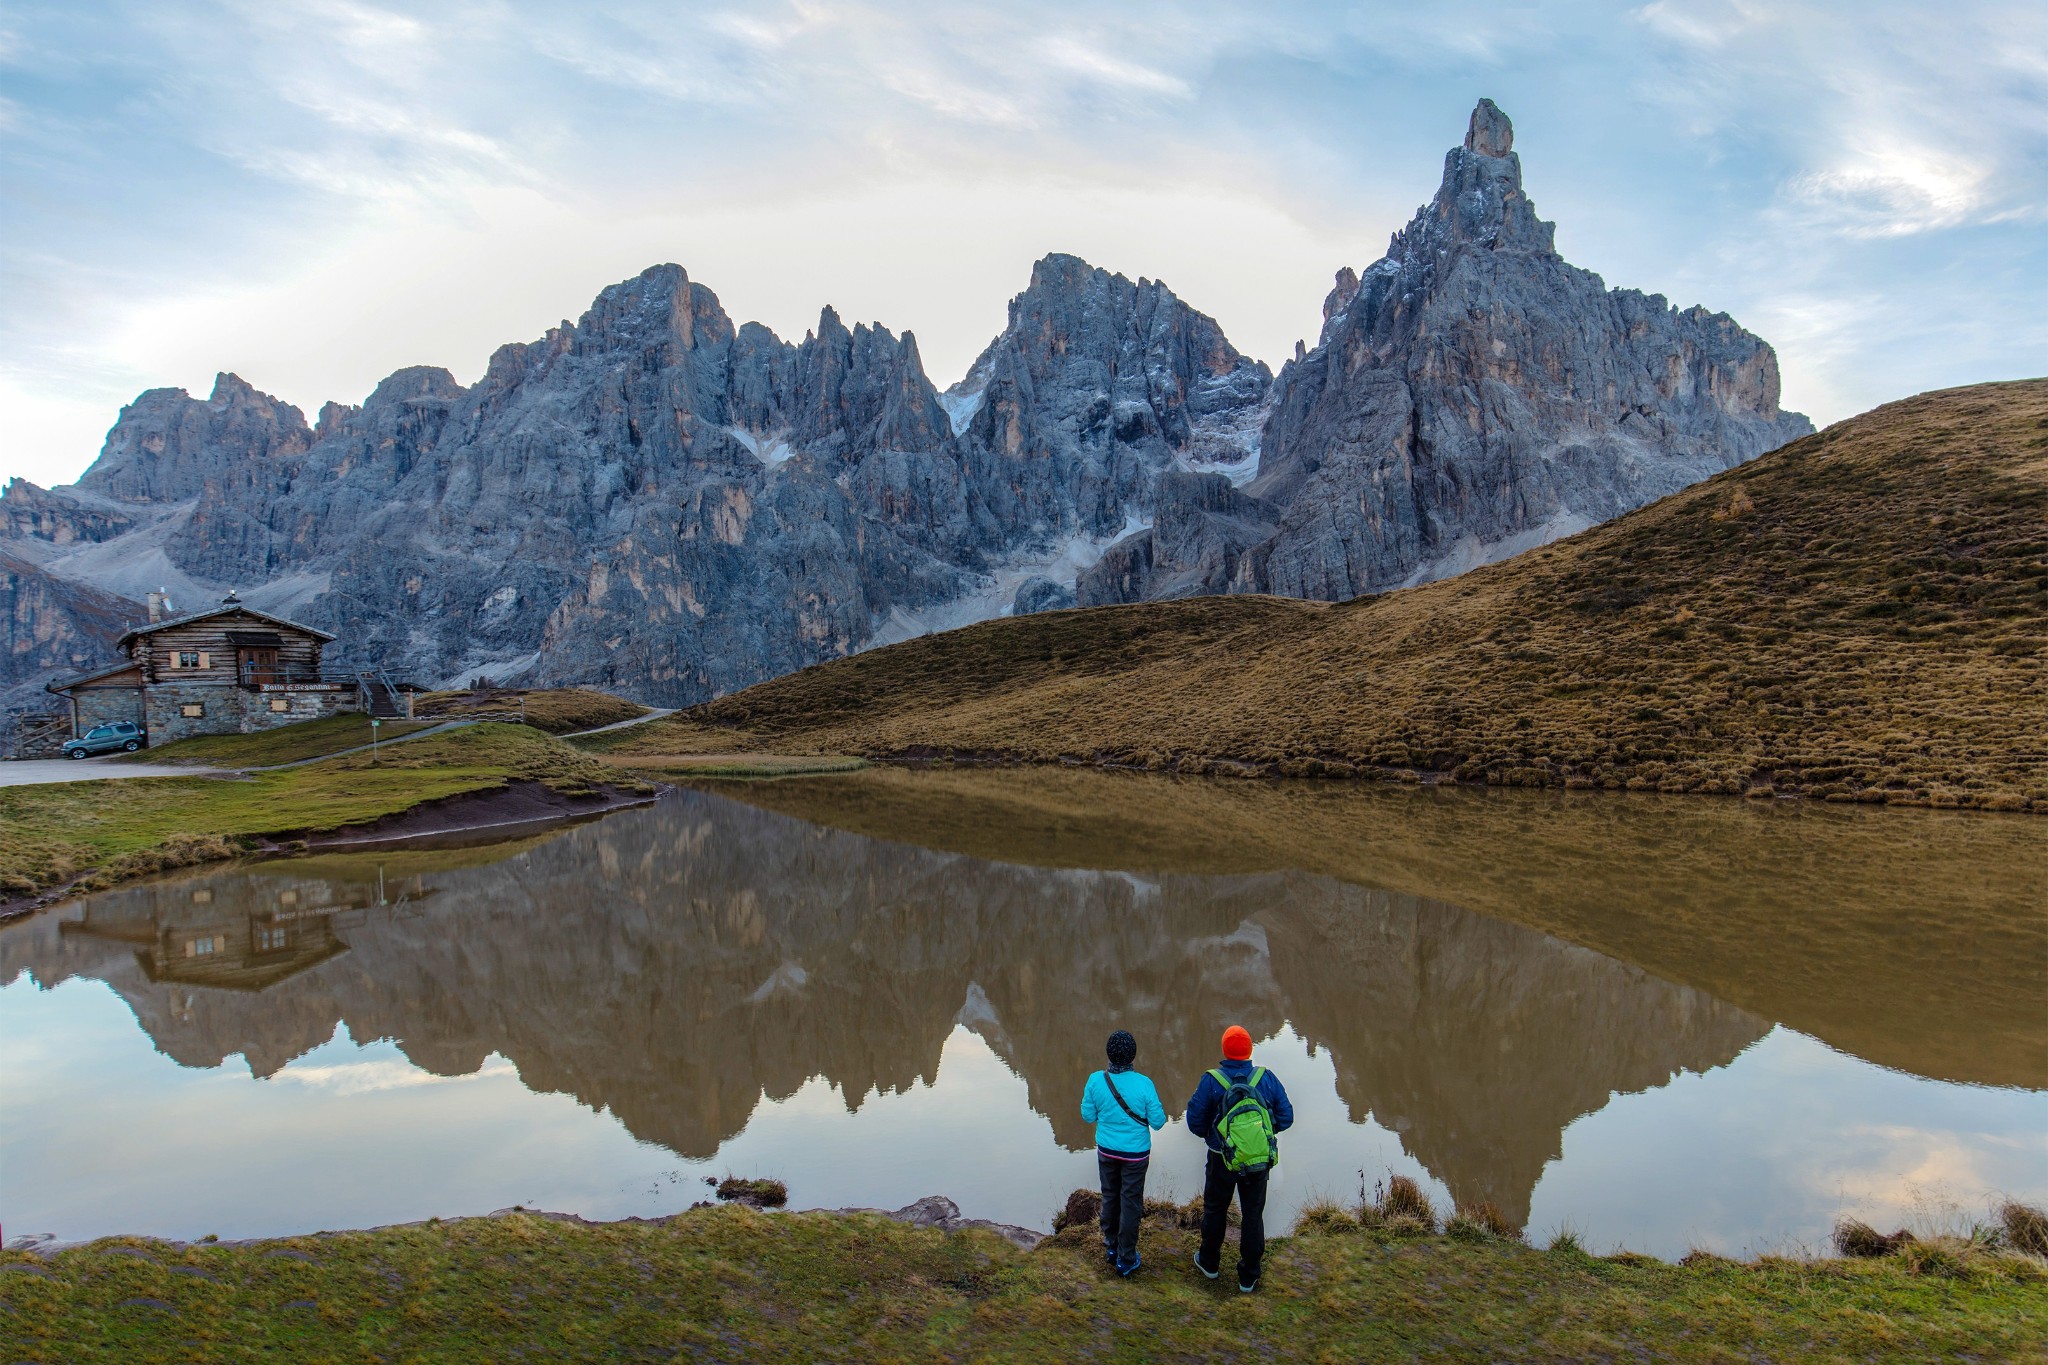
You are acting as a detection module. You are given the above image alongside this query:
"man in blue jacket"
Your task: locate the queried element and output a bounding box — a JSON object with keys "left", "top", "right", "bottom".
{"left": 1080, "top": 1029, "right": 1167, "bottom": 1276}
{"left": 1186, "top": 1024, "right": 1293, "bottom": 1292}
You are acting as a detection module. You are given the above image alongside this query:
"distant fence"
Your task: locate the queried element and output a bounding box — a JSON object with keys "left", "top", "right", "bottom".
{"left": 5, "top": 711, "right": 71, "bottom": 760}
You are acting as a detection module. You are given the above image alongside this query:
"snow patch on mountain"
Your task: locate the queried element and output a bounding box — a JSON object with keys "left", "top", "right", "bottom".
{"left": 866, "top": 510, "right": 1153, "bottom": 648}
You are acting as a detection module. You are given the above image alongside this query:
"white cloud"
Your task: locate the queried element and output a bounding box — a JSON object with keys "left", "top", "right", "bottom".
{"left": 1035, "top": 37, "right": 1193, "bottom": 100}
{"left": 1788, "top": 146, "right": 1992, "bottom": 238}
{"left": 276, "top": 1055, "right": 518, "bottom": 1095}
{"left": 1, "top": 0, "right": 2043, "bottom": 490}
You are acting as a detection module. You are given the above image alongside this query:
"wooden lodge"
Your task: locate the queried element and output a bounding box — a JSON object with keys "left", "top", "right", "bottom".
{"left": 46, "top": 591, "right": 365, "bottom": 745}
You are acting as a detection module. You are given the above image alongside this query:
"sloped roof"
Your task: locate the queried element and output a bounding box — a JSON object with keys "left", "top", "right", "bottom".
{"left": 117, "top": 604, "right": 336, "bottom": 649}
{"left": 46, "top": 660, "right": 144, "bottom": 693}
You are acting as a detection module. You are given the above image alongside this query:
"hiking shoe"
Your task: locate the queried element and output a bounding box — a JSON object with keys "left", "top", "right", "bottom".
{"left": 1102, "top": 1238, "right": 1116, "bottom": 1264}
{"left": 1238, "top": 1275, "right": 1259, "bottom": 1293}
{"left": 1193, "top": 1251, "right": 1219, "bottom": 1280}
{"left": 1117, "top": 1253, "right": 1142, "bottom": 1278}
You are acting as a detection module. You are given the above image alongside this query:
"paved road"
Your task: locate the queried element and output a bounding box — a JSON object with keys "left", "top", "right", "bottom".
{"left": 0, "top": 757, "right": 233, "bottom": 787}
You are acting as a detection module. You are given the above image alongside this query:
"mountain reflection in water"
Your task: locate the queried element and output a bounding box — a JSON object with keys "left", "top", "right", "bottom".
{"left": 4, "top": 770, "right": 2041, "bottom": 1247}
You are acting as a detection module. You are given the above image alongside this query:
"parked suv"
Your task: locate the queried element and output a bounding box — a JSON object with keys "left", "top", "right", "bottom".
{"left": 62, "top": 721, "right": 145, "bottom": 758}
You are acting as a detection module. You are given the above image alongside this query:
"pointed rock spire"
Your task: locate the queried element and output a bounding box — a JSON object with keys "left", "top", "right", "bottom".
{"left": 1465, "top": 98, "right": 1513, "bottom": 157}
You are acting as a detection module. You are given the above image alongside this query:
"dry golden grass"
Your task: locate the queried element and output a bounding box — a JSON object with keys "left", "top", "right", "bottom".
{"left": 613, "top": 380, "right": 2047, "bottom": 811}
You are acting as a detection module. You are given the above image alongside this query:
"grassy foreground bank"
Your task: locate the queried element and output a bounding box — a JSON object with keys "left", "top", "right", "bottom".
{"left": 0, "top": 723, "right": 627, "bottom": 899}
{"left": 6, "top": 1205, "right": 2043, "bottom": 1364}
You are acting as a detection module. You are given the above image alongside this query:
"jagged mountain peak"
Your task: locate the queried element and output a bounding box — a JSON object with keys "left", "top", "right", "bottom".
{"left": 9, "top": 111, "right": 1812, "bottom": 708}
{"left": 1465, "top": 97, "right": 1513, "bottom": 157}
{"left": 365, "top": 366, "right": 464, "bottom": 407}
{"left": 575, "top": 262, "right": 734, "bottom": 355}
{"left": 1227, "top": 99, "right": 1809, "bottom": 602}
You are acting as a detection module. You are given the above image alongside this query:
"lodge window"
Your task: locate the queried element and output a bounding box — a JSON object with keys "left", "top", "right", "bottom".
{"left": 270, "top": 699, "right": 290, "bottom": 712}
{"left": 177, "top": 651, "right": 201, "bottom": 668}
{"left": 184, "top": 936, "right": 223, "bottom": 958}
{"left": 190, "top": 889, "right": 213, "bottom": 905}
{"left": 181, "top": 703, "right": 204, "bottom": 718}
{"left": 256, "top": 927, "right": 288, "bottom": 951}
{"left": 279, "top": 890, "right": 298, "bottom": 906}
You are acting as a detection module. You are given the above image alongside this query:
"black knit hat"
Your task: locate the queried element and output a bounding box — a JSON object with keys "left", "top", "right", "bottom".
{"left": 1105, "top": 1030, "right": 1137, "bottom": 1070}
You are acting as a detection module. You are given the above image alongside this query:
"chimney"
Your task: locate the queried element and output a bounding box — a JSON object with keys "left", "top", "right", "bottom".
{"left": 146, "top": 589, "right": 165, "bottom": 624}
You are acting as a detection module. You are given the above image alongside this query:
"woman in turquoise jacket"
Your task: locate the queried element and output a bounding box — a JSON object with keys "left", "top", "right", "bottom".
{"left": 1080, "top": 1030, "right": 1167, "bottom": 1275}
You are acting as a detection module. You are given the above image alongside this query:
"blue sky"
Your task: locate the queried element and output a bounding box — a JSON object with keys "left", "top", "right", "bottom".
{"left": 1, "top": 0, "right": 2043, "bottom": 489}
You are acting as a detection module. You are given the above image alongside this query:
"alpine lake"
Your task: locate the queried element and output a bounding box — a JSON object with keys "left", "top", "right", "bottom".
{"left": 4, "top": 767, "right": 2043, "bottom": 1259}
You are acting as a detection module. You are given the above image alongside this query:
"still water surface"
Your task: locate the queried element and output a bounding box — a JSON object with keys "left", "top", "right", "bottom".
{"left": 3, "top": 771, "right": 2042, "bottom": 1258}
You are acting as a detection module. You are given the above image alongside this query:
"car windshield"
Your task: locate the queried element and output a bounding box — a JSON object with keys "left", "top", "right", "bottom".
{"left": 87, "top": 726, "right": 117, "bottom": 737}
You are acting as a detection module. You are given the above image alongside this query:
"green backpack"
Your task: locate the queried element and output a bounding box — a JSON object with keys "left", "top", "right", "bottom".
{"left": 1208, "top": 1067, "right": 1276, "bottom": 1173}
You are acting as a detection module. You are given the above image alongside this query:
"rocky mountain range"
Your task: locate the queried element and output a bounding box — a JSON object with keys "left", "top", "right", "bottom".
{"left": 1, "top": 100, "right": 1809, "bottom": 710}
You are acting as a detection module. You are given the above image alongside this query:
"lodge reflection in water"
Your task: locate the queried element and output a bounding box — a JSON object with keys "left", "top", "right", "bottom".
{"left": 1, "top": 792, "right": 1795, "bottom": 1228}
{"left": 58, "top": 869, "right": 432, "bottom": 994}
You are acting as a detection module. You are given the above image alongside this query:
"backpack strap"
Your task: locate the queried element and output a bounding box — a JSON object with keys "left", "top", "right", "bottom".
{"left": 1101, "top": 1071, "right": 1143, "bottom": 1125}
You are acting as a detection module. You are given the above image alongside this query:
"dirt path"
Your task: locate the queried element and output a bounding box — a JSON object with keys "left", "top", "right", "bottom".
{"left": 246, "top": 719, "right": 477, "bottom": 770}
{"left": 561, "top": 707, "right": 676, "bottom": 737}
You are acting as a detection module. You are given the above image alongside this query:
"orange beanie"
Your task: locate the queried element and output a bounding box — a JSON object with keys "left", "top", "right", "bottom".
{"left": 1221, "top": 1025, "right": 1253, "bottom": 1061}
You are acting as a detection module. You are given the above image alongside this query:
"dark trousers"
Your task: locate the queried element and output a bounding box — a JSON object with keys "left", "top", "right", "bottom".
{"left": 1198, "top": 1150, "right": 1269, "bottom": 1287}
{"left": 1097, "top": 1154, "right": 1149, "bottom": 1266}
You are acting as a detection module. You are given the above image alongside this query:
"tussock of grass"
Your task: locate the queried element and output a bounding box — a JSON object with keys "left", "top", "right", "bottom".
{"left": 1450, "top": 1201, "right": 1522, "bottom": 1243}
{"left": 1836, "top": 1218, "right": 1915, "bottom": 1258}
{"left": 1829, "top": 1202, "right": 2048, "bottom": 1284}
{"left": 8, "top": 1204, "right": 2043, "bottom": 1363}
{"left": 611, "top": 381, "right": 2048, "bottom": 812}
{"left": 715, "top": 1178, "right": 788, "bottom": 1208}
{"left": 2005, "top": 1201, "right": 2048, "bottom": 1257}
{"left": 0, "top": 724, "right": 615, "bottom": 895}
{"left": 1375, "top": 1174, "right": 1437, "bottom": 1230}
{"left": 1293, "top": 1198, "right": 1361, "bottom": 1235}
{"left": 127, "top": 713, "right": 436, "bottom": 768}
{"left": 414, "top": 687, "right": 648, "bottom": 735}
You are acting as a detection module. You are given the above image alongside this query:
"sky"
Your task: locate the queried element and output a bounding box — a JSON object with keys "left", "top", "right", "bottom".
{"left": 1, "top": 0, "right": 2043, "bottom": 490}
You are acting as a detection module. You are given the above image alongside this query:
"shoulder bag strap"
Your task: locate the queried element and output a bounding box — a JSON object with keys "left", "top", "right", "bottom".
{"left": 1101, "top": 1071, "right": 1143, "bottom": 1124}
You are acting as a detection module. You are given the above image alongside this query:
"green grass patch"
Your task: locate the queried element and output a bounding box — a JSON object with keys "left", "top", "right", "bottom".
{"left": 4, "top": 1207, "right": 2041, "bottom": 1363}
{"left": 0, "top": 724, "right": 613, "bottom": 896}
{"left": 122, "top": 713, "right": 438, "bottom": 768}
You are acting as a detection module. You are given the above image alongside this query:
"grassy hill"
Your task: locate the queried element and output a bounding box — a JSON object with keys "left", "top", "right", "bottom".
{"left": 606, "top": 380, "right": 2048, "bottom": 811}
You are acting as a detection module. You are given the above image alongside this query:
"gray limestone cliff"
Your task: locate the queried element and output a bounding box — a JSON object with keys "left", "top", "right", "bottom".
{"left": 1084, "top": 98, "right": 1811, "bottom": 605}
{"left": 2, "top": 100, "right": 1806, "bottom": 707}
